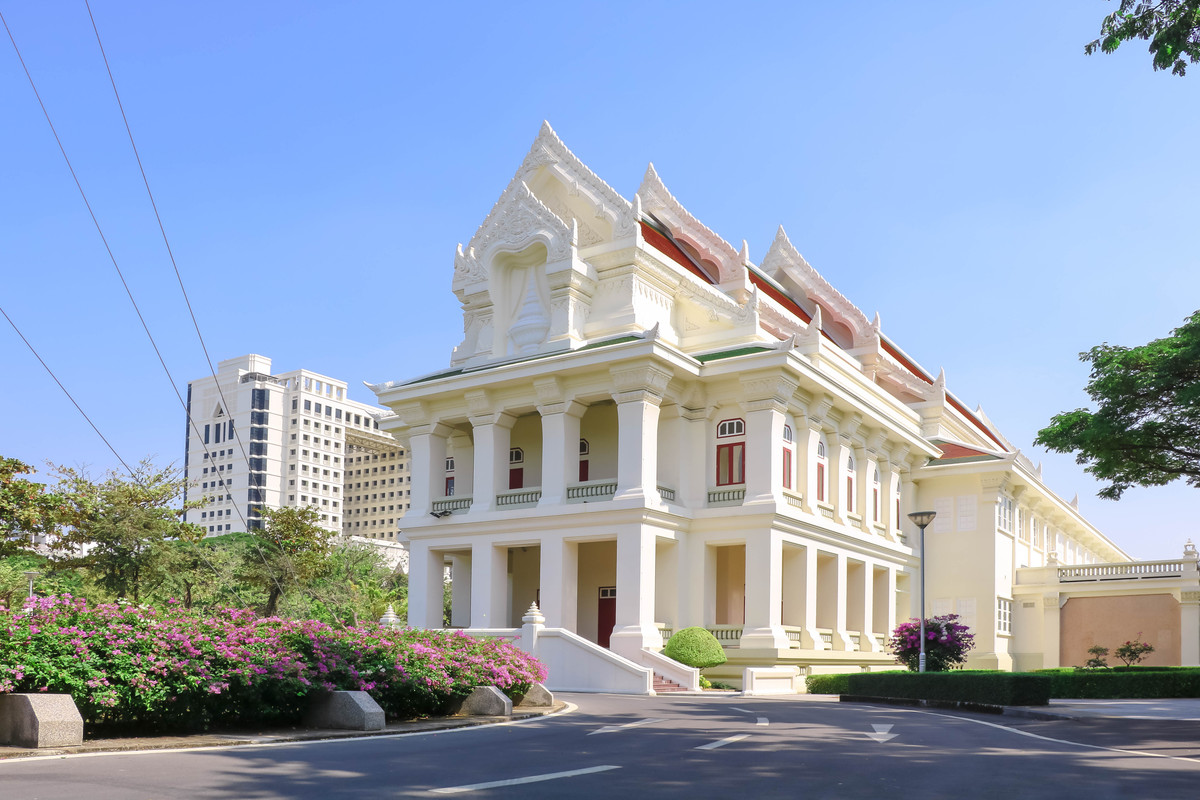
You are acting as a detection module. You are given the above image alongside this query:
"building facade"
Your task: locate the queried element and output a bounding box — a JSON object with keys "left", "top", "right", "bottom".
{"left": 184, "top": 354, "right": 409, "bottom": 540}
{"left": 370, "top": 124, "right": 1193, "bottom": 676}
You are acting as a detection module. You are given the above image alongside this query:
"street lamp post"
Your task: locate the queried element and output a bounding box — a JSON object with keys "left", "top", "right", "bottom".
{"left": 907, "top": 511, "right": 937, "bottom": 673}
{"left": 23, "top": 570, "right": 39, "bottom": 601}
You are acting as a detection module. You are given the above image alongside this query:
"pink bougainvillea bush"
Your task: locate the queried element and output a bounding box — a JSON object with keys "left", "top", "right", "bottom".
{"left": 0, "top": 595, "right": 546, "bottom": 732}
{"left": 887, "top": 614, "right": 976, "bottom": 672}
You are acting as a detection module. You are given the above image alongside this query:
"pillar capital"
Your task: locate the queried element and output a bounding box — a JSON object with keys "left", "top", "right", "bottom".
{"left": 610, "top": 364, "right": 672, "bottom": 397}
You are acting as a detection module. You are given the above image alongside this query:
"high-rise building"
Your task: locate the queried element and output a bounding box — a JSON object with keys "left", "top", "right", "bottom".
{"left": 183, "top": 354, "right": 409, "bottom": 540}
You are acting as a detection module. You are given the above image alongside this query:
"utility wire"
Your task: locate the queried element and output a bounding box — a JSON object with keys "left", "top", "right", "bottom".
{"left": 2, "top": 7, "right": 281, "bottom": 607}
{"left": 0, "top": 304, "right": 134, "bottom": 476}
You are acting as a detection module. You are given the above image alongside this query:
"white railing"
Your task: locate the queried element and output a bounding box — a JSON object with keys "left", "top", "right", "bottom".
{"left": 818, "top": 629, "right": 834, "bottom": 648}
{"left": 567, "top": 480, "right": 617, "bottom": 500}
{"left": 783, "top": 492, "right": 804, "bottom": 509}
{"left": 657, "top": 623, "right": 675, "bottom": 640}
{"left": 706, "top": 625, "right": 744, "bottom": 645}
{"left": 657, "top": 485, "right": 676, "bottom": 502}
{"left": 496, "top": 488, "right": 542, "bottom": 507}
{"left": 432, "top": 496, "right": 472, "bottom": 513}
{"left": 783, "top": 626, "right": 804, "bottom": 648}
{"left": 1058, "top": 560, "right": 1186, "bottom": 582}
{"left": 708, "top": 487, "right": 745, "bottom": 504}
{"left": 848, "top": 632, "right": 862, "bottom": 652}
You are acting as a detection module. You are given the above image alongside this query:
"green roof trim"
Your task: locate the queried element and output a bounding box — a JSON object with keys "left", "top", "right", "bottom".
{"left": 579, "top": 335, "right": 641, "bottom": 351}
{"left": 696, "top": 345, "right": 774, "bottom": 363}
{"left": 401, "top": 334, "right": 645, "bottom": 385}
{"left": 928, "top": 454, "right": 1002, "bottom": 465}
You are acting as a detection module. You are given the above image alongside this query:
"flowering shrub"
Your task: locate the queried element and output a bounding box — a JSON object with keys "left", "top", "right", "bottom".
{"left": 1115, "top": 636, "right": 1155, "bottom": 667}
{"left": 887, "top": 614, "right": 975, "bottom": 672}
{"left": 0, "top": 595, "right": 545, "bottom": 732}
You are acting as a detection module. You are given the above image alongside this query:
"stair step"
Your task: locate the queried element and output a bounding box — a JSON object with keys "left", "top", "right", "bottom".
{"left": 653, "top": 673, "right": 688, "bottom": 692}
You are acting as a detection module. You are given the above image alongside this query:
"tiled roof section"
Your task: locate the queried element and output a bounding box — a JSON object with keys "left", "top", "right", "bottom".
{"left": 747, "top": 267, "right": 812, "bottom": 324}
{"left": 640, "top": 220, "right": 716, "bottom": 285}
{"left": 879, "top": 338, "right": 1008, "bottom": 451}
{"left": 695, "top": 345, "right": 774, "bottom": 364}
{"left": 928, "top": 440, "right": 1004, "bottom": 465}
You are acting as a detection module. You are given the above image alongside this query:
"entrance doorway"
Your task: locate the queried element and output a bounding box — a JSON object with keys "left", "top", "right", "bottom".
{"left": 598, "top": 586, "right": 616, "bottom": 648}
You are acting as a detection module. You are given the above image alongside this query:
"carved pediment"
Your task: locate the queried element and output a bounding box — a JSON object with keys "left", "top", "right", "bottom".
{"left": 637, "top": 164, "right": 743, "bottom": 284}
{"left": 760, "top": 226, "right": 872, "bottom": 347}
{"left": 457, "top": 181, "right": 575, "bottom": 292}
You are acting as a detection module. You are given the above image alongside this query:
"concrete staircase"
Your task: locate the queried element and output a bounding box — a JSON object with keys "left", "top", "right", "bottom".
{"left": 653, "top": 673, "right": 687, "bottom": 693}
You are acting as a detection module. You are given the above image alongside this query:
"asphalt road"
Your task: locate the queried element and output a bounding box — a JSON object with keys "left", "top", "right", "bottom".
{"left": 3, "top": 694, "right": 1199, "bottom": 799}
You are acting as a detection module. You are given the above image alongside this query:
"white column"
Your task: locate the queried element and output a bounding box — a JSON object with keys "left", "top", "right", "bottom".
{"left": 832, "top": 552, "right": 854, "bottom": 650}
{"left": 408, "top": 541, "right": 445, "bottom": 629}
{"left": 832, "top": 436, "right": 852, "bottom": 525}
{"left": 539, "top": 534, "right": 578, "bottom": 630}
{"left": 740, "top": 530, "right": 789, "bottom": 649}
{"left": 449, "top": 432, "right": 474, "bottom": 499}
{"left": 613, "top": 392, "right": 662, "bottom": 503}
{"left": 679, "top": 536, "right": 709, "bottom": 629}
{"left": 449, "top": 553, "right": 472, "bottom": 628}
{"left": 799, "top": 422, "right": 822, "bottom": 514}
{"left": 609, "top": 524, "right": 662, "bottom": 658}
{"left": 802, "top": 545, "right": 824, "bottom": 650}
{"left": 1041, "top": 593, "right": 1061, "bottom": 669}
{"left": 860, "top": 562, "right": 883, "bottom": 652}
{"left": 470, "top": 412, "right": 515, "bottom": 512}
{"left": 743, "top": 400, "right": 786, "bottom": 505}
{"left": 470, "top": 541, "right": 509, "bottom": 628}
{"left": 854, "top": 446, "right": 870, "bottom": 528}
{"left": 538, "top": 400, "right": 584, "bottom": 507}
{"left": 1180, "top": 591, "right": 1200, "bottom": 666}
{"left": 678, "top": 406, "right": 709, "bottom": 508}
{"left": 408, "top": 422, "right": 450, "bottom": 516}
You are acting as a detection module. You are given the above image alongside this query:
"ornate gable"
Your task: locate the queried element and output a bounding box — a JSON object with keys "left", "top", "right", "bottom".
{"left": 636, "top": 163, "right": 743, "bottom": 285}
{"left": 760, "top": 226, "right": 872, "bottom": 347}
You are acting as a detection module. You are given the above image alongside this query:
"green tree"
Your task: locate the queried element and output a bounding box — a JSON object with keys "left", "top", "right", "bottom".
{"left": 245, "top": 506, "right": 334, "bottom": 616}
{"left": 1035, "top": 311, "right": 1200, "bottom": 499}
{"left": 1086, "top": 0, "right": 1200, "bottom": 76}
{"left": 1, "top": 457, "right": 66, "bottom": 556}
{"left": 276, "top": 540, "right": 404, "bottom": 626}
{"left": 49, "top": 460, "right": 201, "bottom": 602}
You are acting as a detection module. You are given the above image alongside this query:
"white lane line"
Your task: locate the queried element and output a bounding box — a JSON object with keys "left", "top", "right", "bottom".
{"left": 756, "top": 717, "right": 769, "bottom": 727}
{"left": 917, "top": 710, "right": 1200, "bottom": 764}
{"left": 695, "top": 734, "right": 750, "bottom": 750}
{"left": 431, "top": 765, "right": 620, "bottom": 794}
{"left": 731, "top": 707, "right": 751, "bottom": 713}
{"left": 588, "top": 717, "right": 664, "bottom": 736}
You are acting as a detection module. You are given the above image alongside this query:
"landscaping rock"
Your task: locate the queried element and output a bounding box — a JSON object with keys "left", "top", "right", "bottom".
{"left": 304, "top": 690, "right": 385, "bottom": 731}
{"left": 454, "top": 686, "right": 512, "bottom": 716}
{"left": 515, "top": 683, "right": 554, "bottom": 708}
{"left": 0, "top": 693, "right": 84, "bottom": 748}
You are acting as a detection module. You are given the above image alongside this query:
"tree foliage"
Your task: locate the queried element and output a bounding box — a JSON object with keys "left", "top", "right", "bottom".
{"left": 48, "top": 461, "right": 202, "bottom": 602}
{"left": 0, "top": 457, "right": 66, "bottom": 557}
{"left": 245, "top": 505, "right": 335, "bottom": 616}
{"left": 1035, "top": 311, "right": 1200, "bottom": 500}
{"left": 1086, "top": 0, "right": 1200, "bottom": 76}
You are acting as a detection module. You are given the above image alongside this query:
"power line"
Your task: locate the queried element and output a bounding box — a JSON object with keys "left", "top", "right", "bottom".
{"left": 2, "top": 8, "right": 281, "bottom": 607}
{"left": 0, "top": 304, "right": 134, "bottom": 476}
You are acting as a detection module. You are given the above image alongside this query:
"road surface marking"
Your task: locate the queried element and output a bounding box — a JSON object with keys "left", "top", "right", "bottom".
{"left": 431, "top": 765, "right": 620, "bottom": 794}
{"left": 588, "top": 717, "right": 664, "bottom": 735}
{"left": 695, "top": 734, "right": 750, "bottom": 750}
{"left": 732, "top": 707, "right": 751, "bottom": 713}
{"left": 756, "top": 717, "right": 769, "bottom": 727}
{"left": 867, "top": 724, "right": 897, "bottom": 743}
{"left": 919, "top": 710, "right": 1200, "bottom": 764}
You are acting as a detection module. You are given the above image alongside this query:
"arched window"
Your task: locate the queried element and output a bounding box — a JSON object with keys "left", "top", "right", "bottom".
{"left": 845, "top": 454, "right": 856, "bottom": 514}
{"left": 716, "top": 419, "right": 745, "bottom": 486}
{"left": 815, "top": 438, "right": 828, "bottom": 503}
{"left": 717, "top": 418, "right": 745, "bottom": 438}
{"left": 872, "top": 468, "right": 881, "bottom": 523}
{"left": 781, "top": 425, "right": 794, "bottom": 490}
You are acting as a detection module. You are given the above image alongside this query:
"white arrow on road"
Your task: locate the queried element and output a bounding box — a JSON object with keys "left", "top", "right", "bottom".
{"left": 588, "top": 718, "right": 665, "bottom": 735}
{"left": 867, "top": 724, "right": 898, "bottom": 743}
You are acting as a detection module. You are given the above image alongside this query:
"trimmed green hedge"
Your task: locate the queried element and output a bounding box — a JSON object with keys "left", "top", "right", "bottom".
{"left": 663, "top": 627, "right": 727, "bottom": 669}
{"left": 806, "top": 673, "right": 853, "bottom": 695}
{"left": 1035, "top": 667, "right": 1200, "bottom": 699}
{"left": 846, "top": 671, "right": 1051, "bottom": 706}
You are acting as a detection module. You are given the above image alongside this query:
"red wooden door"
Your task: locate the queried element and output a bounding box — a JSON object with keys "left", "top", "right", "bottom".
{"left": 597, "top": 586, "right": 616, "bottom": 648}
{"left": 509, "top": 468, "right": 523, "bottom": 490}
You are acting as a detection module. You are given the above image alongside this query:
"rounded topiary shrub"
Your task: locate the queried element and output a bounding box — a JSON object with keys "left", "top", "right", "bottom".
{"left": 663, "top": 627, "right": 727, "bottom": 669}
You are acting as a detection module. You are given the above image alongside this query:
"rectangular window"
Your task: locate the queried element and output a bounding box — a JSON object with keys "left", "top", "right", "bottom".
{"left": 997, "top": 598, "right": 1013, "bottom": 635}
{"left": 251, "top": 388, "right": 269, "bottom": 410}
{"left": 782, "top": 448, "right": 792, "bottom": 490}
{"left": 251, "top": 410, "right": 269, "bottom": 425}
{"left": 204, "top": 424, "right": 210, "bottom": 444}
{"left": 249, "top": 441, "right": 267, "bottom": 456}
{"left": 445, "top": 476, "right": 455, "bottom": 496}
{"left": 304, "top": 400, "right": 312, "bottom": 411}
{"left": 872, "top": 488, "right": 879, "bottom": 522}
{"left": 509, "top": 468, "right": 524, "bottom": 490}
{"left": 579, "top": 459, "right": 589, "bottom": 482}
{"left": 716, "top": 442, "right": 745, "bottom": 486}
{"left": 250, "top": 426, "right": 268, "bottom": 441}
{"left": 816, "top": 463, "right": 826, "bottom": 502}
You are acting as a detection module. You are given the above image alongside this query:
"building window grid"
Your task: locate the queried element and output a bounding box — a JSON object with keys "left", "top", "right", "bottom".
{"left": 997, "top": 598, "right": 1013, "bottom": 635}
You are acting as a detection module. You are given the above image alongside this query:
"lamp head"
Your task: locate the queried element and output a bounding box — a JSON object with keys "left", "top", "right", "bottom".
{"left": 907, "top": 510, "right": 937, "bottom": 530}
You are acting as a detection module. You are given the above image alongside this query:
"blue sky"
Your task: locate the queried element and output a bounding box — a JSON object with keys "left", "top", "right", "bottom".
{"left": 2, "top": 1, "right": 1197, "bottom": 559}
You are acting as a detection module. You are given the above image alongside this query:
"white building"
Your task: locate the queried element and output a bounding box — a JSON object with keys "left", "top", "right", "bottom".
{"left": 369, "top": 124, "right": 1197, "bottom": 685}
{"left": 184, "top": 355, "right": 409, "bottom": 540}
